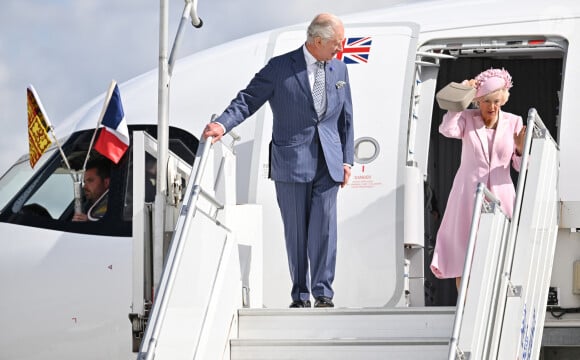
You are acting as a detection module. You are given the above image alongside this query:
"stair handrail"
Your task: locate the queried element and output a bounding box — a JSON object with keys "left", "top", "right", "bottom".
{"left": 505, "top": 108, "right": 551, "bottom": 276}
{"left": 448, "top": 108, "right": 553, "bottom": 359}
{"left": 448, "top": 183, "right": 502, "bottom": 360}
{"left": 486, "top": 108, "right": 557, "bottom": 358}
{"left": 137, "top": 132, "right": 229, "bottom": 360}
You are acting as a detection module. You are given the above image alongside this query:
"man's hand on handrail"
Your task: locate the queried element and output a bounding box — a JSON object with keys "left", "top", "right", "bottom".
{"left": 203, "top": 122, "right": 225, "bottom": 144}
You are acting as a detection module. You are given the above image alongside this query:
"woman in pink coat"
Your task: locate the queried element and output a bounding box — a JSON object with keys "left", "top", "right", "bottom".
{"left": 430, "top": 68, "right": 527, "bottom": 289}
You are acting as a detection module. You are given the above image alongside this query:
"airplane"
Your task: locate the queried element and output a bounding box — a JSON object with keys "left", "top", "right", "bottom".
{"left": 0, "top": 0, "right": 579, "bottom": 359}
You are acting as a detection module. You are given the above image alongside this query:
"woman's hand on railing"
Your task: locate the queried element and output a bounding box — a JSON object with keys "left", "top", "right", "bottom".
{"left": 203, "top": 122, "right": 225, "bottom": 143}
{"left": 514, "top": 125, "right": 526, "bottom": 156}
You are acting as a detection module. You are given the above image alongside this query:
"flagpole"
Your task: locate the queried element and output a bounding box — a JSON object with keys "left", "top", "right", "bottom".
{"left": 83, "top": 79, "right": 117, "bottom": 171}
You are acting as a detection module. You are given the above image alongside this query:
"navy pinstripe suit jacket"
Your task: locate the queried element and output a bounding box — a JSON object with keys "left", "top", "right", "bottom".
{"left": 216, "top": 46, "right": 354, "bottom": 183}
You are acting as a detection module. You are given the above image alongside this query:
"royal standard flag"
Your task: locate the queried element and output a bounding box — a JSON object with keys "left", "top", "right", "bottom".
{"left": 27, "top": 85, "right": 52, "bottom": 168}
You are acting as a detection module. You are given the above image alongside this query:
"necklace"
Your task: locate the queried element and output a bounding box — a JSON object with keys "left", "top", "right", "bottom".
{"left": 485, "top": 121, "right": 497, "bottom": 129}
{"left": 484, "top": 114, "right": 499, "bottom": 129}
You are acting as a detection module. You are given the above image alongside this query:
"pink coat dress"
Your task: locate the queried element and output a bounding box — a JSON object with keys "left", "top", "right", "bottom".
{"left": 430, "top": 109, "right": 523, "bottom": 279}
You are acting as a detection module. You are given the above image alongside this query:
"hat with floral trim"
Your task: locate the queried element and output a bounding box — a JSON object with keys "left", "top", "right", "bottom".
{"left": 475, "top": 68, "right": 513, "bottom": 98}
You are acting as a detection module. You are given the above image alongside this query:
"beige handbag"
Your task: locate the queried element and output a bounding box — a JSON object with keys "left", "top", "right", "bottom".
{"left": 435, "top": 82, "right": 476, "bottom": 111}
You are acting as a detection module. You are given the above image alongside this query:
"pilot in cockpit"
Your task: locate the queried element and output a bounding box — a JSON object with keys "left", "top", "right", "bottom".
{"left": 72, "top": 158, "right": 111, "bottom": 222}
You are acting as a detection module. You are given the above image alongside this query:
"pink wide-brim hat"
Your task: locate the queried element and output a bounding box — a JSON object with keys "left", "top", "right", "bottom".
{"left": 475, "top": 68, "right": 513, "bottom": 98}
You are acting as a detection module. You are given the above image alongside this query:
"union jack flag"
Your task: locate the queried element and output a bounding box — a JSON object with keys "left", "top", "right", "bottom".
{"left": 336, "top": 37, "right": 372, "bottom": 64}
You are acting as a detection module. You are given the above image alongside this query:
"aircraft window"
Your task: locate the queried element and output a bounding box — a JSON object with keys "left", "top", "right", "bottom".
{"left": 122, "top": 157, "right": 133, "bottom": 222}
{"left": 144, "top": 154, "right": 157, "bottom": 203}
{"left": 354, "top": 137, "right": 380, "bottom": 164}
{"left": 22, "top": 167, "right": 74, "bottom": 219}
{"left": 0, "top": 150, "right": 54, "bottom": 213}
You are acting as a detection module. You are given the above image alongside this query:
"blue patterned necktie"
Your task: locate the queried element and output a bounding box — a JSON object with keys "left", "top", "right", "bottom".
{"left": 312, "top": 61, "right": 326, "bottom": 118}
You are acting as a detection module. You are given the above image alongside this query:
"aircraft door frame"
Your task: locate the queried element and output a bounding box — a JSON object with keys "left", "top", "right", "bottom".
{"left": 129, "top": 131, "right": 193, "bottom": 351}
{"left": 409, "top": 51, "right": 456, "bottom": 176}
{"left": 129, "top": 131, "right": 156, "bottom": 351}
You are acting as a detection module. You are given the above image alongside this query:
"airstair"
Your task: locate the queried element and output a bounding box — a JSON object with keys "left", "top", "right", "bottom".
{"left": 230, "top": 307, "right": 454, "bottom": 359}
{"left": 137, "top": 109, "right": 559, "bottom": 360}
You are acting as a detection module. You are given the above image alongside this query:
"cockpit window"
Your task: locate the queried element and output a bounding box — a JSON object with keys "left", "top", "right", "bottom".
{"left": 0, "top": 149, "right": 54, "bottom": 213}
{"left": 20, "top": 167, "right": 74, "bottom": 219}
{"left": 0, "top": 125, "right": 198, "bottom": 237}
{"left": 0, "top": 129, "right": 131, "bottom": 235}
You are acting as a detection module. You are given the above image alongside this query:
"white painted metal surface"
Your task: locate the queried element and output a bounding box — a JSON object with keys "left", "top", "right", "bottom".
{"left": 457, "top": 205, "right": 510, "bottom": 358}
{"left": 0, "top": 224, "right": 133, "bottom": 360}
{"left": 498, "top": 135, "right": 559, "bottom": 359}
{"left": 138, "top": 139, "right": 263, "bottom": 360}
{"left": 232, "top": 307, "right": 454, "bottom": 360}
{"left": 230, "top": 339, "right": 449, "bottom": 360}
{"left": 237, "top": 307, "right": 455, "bottom": 340}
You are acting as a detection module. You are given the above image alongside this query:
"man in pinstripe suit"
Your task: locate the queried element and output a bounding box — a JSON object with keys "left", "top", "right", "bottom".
{"left": 203, "top": 13, "right": 354, "bottom": 308}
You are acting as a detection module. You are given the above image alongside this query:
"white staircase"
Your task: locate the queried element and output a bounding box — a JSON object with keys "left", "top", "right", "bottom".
{"left": 230, "top": 307, "right": 454, "bottom": 360}
{"left": 229, "top": 108, "right": 559, "bottom": 360}
{"left": 139, "top": 109, "right": 559, "bottom": 360}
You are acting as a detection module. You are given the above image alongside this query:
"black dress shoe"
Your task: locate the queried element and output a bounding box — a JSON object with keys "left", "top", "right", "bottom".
{"left": 314, "top": 296, "right": 334, "bottom": 308}
{"left": 289, "top": 299, "right": 311, "bottom": 308}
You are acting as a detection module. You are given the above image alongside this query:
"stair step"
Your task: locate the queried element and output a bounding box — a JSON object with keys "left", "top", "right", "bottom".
{"left": 238, "top": 306, "right": 456, "bottom": 340}
{"left": 230, "top": 338, "right": 449, "bottom": 360}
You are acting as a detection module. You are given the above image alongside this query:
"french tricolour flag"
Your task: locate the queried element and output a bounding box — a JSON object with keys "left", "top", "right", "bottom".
{"left": 94, "top": 84, "right": 129, "bottom": 164}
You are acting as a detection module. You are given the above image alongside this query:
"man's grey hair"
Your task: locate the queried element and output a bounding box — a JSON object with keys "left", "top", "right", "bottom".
{"left": 306, "top": 14, "right": 342, "bottom": 43}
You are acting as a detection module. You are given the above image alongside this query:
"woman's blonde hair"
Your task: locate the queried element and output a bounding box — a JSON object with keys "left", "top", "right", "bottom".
{"left": 474, "top": 87, "right": 510, "bottom": 107}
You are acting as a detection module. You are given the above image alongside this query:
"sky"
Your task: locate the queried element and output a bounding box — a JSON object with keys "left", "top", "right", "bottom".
{"left": 0, "top": 0, "right": 413, "bottom": 176}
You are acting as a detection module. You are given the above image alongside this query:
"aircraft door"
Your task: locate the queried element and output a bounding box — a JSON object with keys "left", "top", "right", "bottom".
{"left": 253, "top": 23, "right": 421, "bottom": 307}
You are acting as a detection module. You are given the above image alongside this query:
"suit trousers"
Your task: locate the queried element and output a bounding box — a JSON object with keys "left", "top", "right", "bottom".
{"left": 275, "top": 148, "right": 340, "bottom": 301}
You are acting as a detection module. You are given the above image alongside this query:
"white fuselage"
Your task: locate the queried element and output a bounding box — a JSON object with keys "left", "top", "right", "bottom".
{"left": 1, "top": 1, "right": 580, "bottom": 359}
